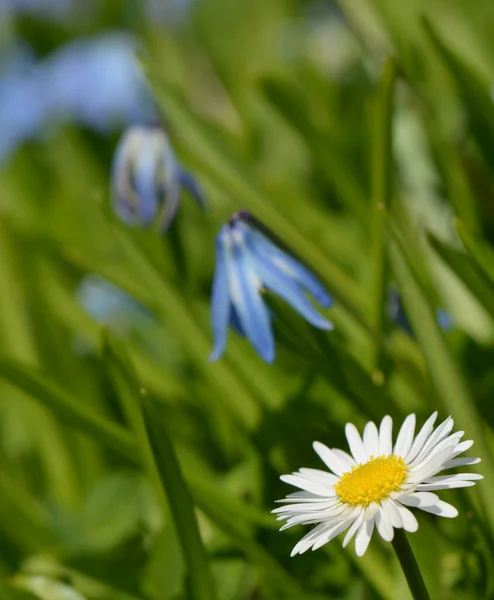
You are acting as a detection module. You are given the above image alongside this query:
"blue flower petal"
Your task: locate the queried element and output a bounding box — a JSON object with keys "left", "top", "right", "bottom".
{"left": 249, "top": 241, "right": 333, "bottom": 331}
{"left": 436, "top": 308, "right": 453, "bottom": 331}
{"left": 179, "top": 168, "right": 206, "bottom": 208}
{"left": 249, "top": 230, "right": 333, "bottom": 307}
{"left": 159, "top": 146, "right": 182, "bottom": 231}
{"left": 111, "top": 130, "right": 142, "bottom": 224}
{"left": 209, "top": 226, "right": 231, "bottom": 362}
{"left": 133, "top": 140, "right": 160, "bottom": 224}
{"left": 227, "top": 227, "right": 275, "bottom": 363}
{"left": 230, "top": 303, "right": 246, "bottom": 337}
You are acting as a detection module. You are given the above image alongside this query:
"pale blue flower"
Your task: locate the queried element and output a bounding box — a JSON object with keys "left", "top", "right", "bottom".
{"left": 111, "top": 125, "right": 205, "bottom": 229}
{"left": 210, "top": 213, "right": 333, "bottom": 363}
{"left": 77, "top": 275, "right": 147, "bottom": 331}
{"left": 0, "top": 33, "right": 154, "bottom": 160}
{"left": 1, "top": 0, "right": 75, "bottom": 20}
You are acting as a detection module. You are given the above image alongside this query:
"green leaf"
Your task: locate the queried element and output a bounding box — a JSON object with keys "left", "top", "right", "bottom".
{"left": 103, "top": 336, "right": 218, "bottom": 600}
{"left": 0, "top": 582, "right": 39, "bottom": 600}
{"left": 423, "top": 18, "right": 494, "bottom": 172}
{"left": 455, "top": 220, "right": 494, "bottom": 282}
{"left": 142, "top": 400, "right": 219, "bottom": 600}
{"left": 260, "top": 76, "right": 368, "bottom": 217}
{"left": 366, "top": 57, "right": 397, "bottom": 371}
{"left": 0, "top": 354, "right": 278, "bottom": 537}
{"left": 388, "top": 222, "right": 494, "bottom": 533}
{"left": 192, "top": 486, "right": 323, "bottom": 600}
{"left": 0, "top": 359, "right": 136, "bottom": 461}
{"left": 428, "top": 233, "right": 494, "bottom": 321}
{"left": 64, "top": 228, "right": 261, "bottom": 430}
{"left": 142, "top": 523, "right": 185, "bottom": 600}
{"left": 75, "top": 473, "right": 144, "bottom": 552}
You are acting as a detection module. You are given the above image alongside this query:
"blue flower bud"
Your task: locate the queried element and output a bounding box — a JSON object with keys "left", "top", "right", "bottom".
{"left": 210, "top": 212, "right": 334, "bottom": 363}
{"left": 111, "top": 125, "right": 204, "bottom": 230}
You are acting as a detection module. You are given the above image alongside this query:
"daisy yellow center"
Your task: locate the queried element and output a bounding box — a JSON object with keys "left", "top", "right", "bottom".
{"left": 334, "top": 455, "right": 408, "bottom": 506}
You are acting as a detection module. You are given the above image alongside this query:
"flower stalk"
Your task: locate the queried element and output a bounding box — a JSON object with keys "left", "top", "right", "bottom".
{"left": 392, "top": 529, "right": 430, "bottom": 600}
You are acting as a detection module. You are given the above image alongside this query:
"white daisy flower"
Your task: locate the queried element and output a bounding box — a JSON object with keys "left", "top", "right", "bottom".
{"left": 274, "top": 412, "right": 483, "bottom": 557}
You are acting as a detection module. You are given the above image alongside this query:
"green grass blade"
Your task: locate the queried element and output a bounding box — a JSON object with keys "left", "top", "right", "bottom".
{"left": 193, "top": 488, "right": 323, "bottom": 600}
{"left": 142, "top": 400, "right": 219, "bottom": 600}
{"left": 388, "top": 225, "right": 494, "bottom": 533}
{"left": 0, "top": 358, "right": 137, "bottom": 460}
{"left": 0, "top": 354, "right": 278, "bottom": 537}
{"left": 428, "top": 233, "right": 494, "bottom": 321}
{"left": 366, "top": 57, "right": 396, "bottom": 371}
{"left": 423, "top": 19, "right": 494, "bottom": 173}
{"left": 64, "top": 229, "right": 261, "bottom": 430}
{"left": 455, "top": 219, "right": 494, "bottom": 281}
{"left": 103, "top": 337, "right": 218, "bottom": 600}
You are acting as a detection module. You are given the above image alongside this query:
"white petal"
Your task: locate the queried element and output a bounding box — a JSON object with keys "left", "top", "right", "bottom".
{"left": 342, "top": 510, "right": 364, "bottom": 548}
{"left": 379, "top": 416, "right": 393, "bottom": 456}
{"left": 273, "top": 499, "right": 339, "bottom": 513}
{"left": 453, "top": 440, "right": 473, "bottom": 454}
{"left": 441, "top": 441, "right": 475, "bottom": 466}
{"left": 397, "top": 492, "right": 439, "bottom": 509}
{"left": 290, "top": 521, "right": 331, "bottom": 556}
{"left": 381, "top": 498, "right": 403, "bottom": 528}
{"left": 279, "top": 503, "right": 349, "bottom": 521}
{"left": 280, "top": 474, "right": 334, "bottom": 496}
{"left": 299, "top": 468, "right": 339, "bottom": 486}
{"left": 363, "top": 421, "right": 380, "bottom": 458}
{"left": 405, "top": 412, "right": 437, "bottom": 464}
{"left": 355, "top": 518, "right": 375, "bottom": 557}
{"left": 423, "top": 473, "right": 483, "bottom": 485}
{"left": 276, "top": 491, "right": 324, "bottom": 502}
{"left": 277, "top": 506, "right": 345, "bottom": 527}
{"left": 443, "top": 457, "right": 480, "bottom": 469}
{"left": 313, "top": 442, "right": 347, "bottom": 476}
{"left": 394, "top": 414, "right": 416, "bottom": 458}
{"left": 280, "top": 508, "right": 344, "bottom": 529}
{"left": 417, "top": 481, "right": 476, "bottom": 491}
{"left": 410, "top": 431, "right": 461, "bottom": 469}
{"left": 417, "top": 500, "right": 458, "bottom": 518}
{"left": 290, "top": 517, "right": 352, "bottom": 556}
{"left": 331, "top": 449, "right": 356, "bottom": 470}
{"left": 364, "top": 503, "right": 380, "bottom": 521}
{"left": 408, "top": 443, "right": 463, "bottom": 483}
{"left": 412, "top": 416, "right": 454, "bottom": 465}
{"left": 345, "top": 423, "right": 367, "bottom": 464}
{"left": 395, "top": 502, "right": 419, "bottom": 532}
{"left": 375, "top": 509, "right": 394, "bottom": 542}
{"left": 311, "top": 519, "right": 354, "bottom": 551}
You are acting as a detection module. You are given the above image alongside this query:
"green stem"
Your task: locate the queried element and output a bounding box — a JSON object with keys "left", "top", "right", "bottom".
{"left": 392, "top": 529, "right": 431, "bottom": 600}
{"left": 366, "top": 56, "right": 396, "bottom": 372}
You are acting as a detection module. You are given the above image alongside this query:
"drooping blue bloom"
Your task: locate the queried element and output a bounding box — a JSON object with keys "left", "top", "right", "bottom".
{"left": 111, "top": 124, "right": 205, "bottom": 230}
{"left": 77, "top": 275, "right": 147, "bottom": 325}
{"left": 0, "top": 33, "right": 155, "bottom": 160}
{"left": 210, "top": 213, "right": 334, "bottom": 363}
{"left": 1, "top": 0, "right": 76, "bottom": 21}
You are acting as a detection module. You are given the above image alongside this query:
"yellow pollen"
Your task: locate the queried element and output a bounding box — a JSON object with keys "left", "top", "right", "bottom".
{"left": 334, "top": 455, "right": 408, "bottom": 506}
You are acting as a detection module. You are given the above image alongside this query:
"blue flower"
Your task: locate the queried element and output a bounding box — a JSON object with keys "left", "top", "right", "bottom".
{"left": 77, "top": 275, "right": 148, "bottom": 331}
{"left": 210, "top": 213, "right": 334, "bottom": 363}
{"left": 111, "top": 125, "right": 205, "bottom": 229}
{"left": 0, "top": 33, "right": 157, "bottom": 161}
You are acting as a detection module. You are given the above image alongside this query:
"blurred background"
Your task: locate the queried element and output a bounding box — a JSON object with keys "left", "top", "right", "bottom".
{"left": 1, "top": 0, "right": 494, "bottom": 598}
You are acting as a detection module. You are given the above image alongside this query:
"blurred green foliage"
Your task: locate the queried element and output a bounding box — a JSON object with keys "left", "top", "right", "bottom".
{"left": 2, "top": 0, "right": 494, "bottom": 598}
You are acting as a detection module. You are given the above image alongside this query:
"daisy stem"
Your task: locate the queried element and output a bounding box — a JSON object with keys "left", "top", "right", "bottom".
{"left": 391, "top": 529, "right": 430, "bottom": 600}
